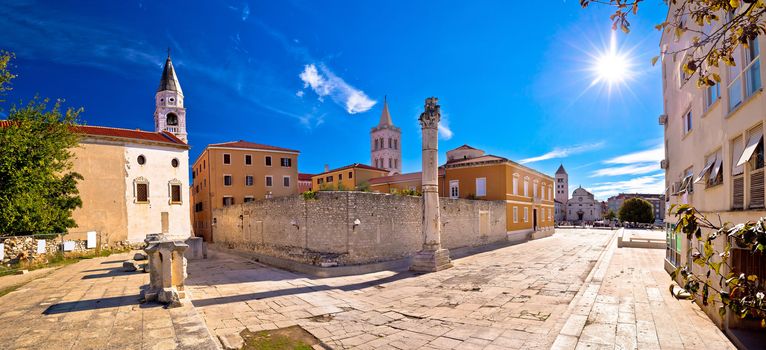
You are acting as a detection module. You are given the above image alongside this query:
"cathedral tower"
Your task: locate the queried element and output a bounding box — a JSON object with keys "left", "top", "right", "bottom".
{"left": 154, "top": 53, "right": 187, "bottom": 142}
{"left": 555, "top": 164, "right": 569, "bottom": 204}
{"left": 370, "top": 97, "right": 401, "bottom": 174}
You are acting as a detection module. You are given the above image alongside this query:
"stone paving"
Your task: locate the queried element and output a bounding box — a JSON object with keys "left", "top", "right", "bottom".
{"left": 0, "top": 252, "right": 216, "bottom": 350}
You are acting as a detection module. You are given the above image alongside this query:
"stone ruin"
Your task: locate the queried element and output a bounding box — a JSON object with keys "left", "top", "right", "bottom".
{"left": 141, "top": 234, "right": 189, "bottom": 307}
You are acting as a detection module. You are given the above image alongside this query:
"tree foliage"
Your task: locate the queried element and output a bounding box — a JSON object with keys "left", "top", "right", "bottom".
{"left": 582, "top": 0, "right": 766, "bottom": 87}
{"left": 606, "top": 209, "right": 617, "bottom": 221}
{"left": 618, "top": 197, "right": 655, "bottom": 223}
{"left": 0, "top": 51, "right": 83, "bottom": 235}
{"left": 670, "top": 205, "right": 766, "bottom": 326}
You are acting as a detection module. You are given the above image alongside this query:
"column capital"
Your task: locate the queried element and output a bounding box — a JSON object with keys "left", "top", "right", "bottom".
{"left": 418, "top": 97, "right": 440, "bottom": 129}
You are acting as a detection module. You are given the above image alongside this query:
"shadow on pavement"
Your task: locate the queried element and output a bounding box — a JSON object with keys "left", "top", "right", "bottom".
{"left": 42, "top": 291, "right": 162, "bottom": 315}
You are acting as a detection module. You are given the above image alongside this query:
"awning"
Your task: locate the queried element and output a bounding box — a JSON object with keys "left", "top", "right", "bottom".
{"left": 694, "top": 157, "right": 716, "bottom": 183}
{"left": 678, "top": 175, "right": 693, "bottom": 193}
{"left": 737, "top": 131, "right": 764, "bottom": 167}
{"left": 710, "top": 158, "right": 723, "bottom": 182}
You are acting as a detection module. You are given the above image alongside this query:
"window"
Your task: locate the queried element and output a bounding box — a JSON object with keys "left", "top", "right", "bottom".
{"left": 195, "top": 185, "right": 199, "bottom": 193}
{"left": 244, "top": 197, "right": 255, "bottom": 203}
{"left": 326, "top": 175, "right": 333, "bottom": 183}
{"left": 137, "top": 155, "right": 146, "bottom": 165}
{"left": 548, "top": 187, "right": 552, "bottom": 200}
{"left": 223, "top": 197, "right": 234, "bottom": 206}
{"left": 224, "top": 175, "right": 232, "bottom": 186}
{"left": 170, "top": 184, "right": 182, "bottom": 204}
{"left": 705, "top": 83, "right": 720, "bottom": 109}
{"left": 192, "top": 170, "right": 196, "bottom": 179}
{"left": 265, "top": 156, "right": 272, "bottom": 166}
{"left": 449, "top": 180, "right": 459, "bottom": 199}
{"left": 374, "top": 139, "right": 379, "bottom": 150}
{"left": 349, "top": 171, "right": 353, "bottom": 179}
{"left": 338, "top": 173, "right": 343, "bottom": 181}
{"left": 682, "top": 110, "right": 692, "bottom": 135}
{"left": 729, "top": 37, "right": 761, "bottom": 111}
{"left": 524, "top": 178, "right": 529, "bottom": 197}
{"left": 245, "top": 176, "right": 254, "bottom": 186}
{"left": 388, "top": 138, "right": 392, "bottom": 148}
{"left": 513, "top": 206, "right": 518, "bottom": 223}
{"left": 280, "top": 158, "right": 292, "bottom": 167}
{"left": 317, "top": 178, "right": 323, "bottom": 185}
{"left": 135, "top": 182, "right": 149, "bottom": 203}
{"left": 166, "top": 113, "right": 178, "bottom": 126}
{"left": 476, "top": 177, "right": 487, "bottom": 197}
{"left": 194, "top": 202, "right": 203, "bottom": 212}
{"left": 394, "top": 139, "right": 398, "bottom": 150}
{"left": 512, "top": 175, "right": 519, "bottom": 195}
{"left": 283, "top": 176, "right": 291, "bottom": 187}
{"left": 389, "top": 158, "right": 392, "bottom": 168}
{"left": 171, "top": 158, "right": 179, "bottom": 168}
{"left": 266, "top": 176, "right": 273, "bottom": 187}
{"left": 245, "top": 154, "right": 252, "bottom": 165}
{"left": 524, "top": 207, "right": 529, "bottom": 222}
{"left": 223, "top": 154, "right": 231, "bottom": 164}
{"left": 533, "top": 181, "right": 538, "bottom": 198}
{"left": 394, "top": 159, "right": 398, "bottom": 169}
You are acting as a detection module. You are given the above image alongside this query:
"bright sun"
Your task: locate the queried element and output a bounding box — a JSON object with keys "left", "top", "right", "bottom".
{"left": 591, "top": 31, "right": 633, "bottom": 88}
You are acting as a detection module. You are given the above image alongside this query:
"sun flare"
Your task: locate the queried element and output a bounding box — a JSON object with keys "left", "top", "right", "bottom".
{"left": 591, "top": 31, "right": 633, "bottom": 89}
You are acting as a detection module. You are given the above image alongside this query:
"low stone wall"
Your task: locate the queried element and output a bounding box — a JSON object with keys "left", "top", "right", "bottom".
{"left": 1, "top": 235, "right": 134, "bottom": 264}
{"left": 212, "top": 191, "right": 507, "bottom": 266}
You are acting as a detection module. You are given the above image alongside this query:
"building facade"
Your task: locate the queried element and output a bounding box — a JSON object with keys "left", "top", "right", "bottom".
{"left": 554, "top": 164, "right": 569, "bottom": 205}
{"left": 660, "top": 3, "right": 766, "bottom": 334}
{"left": 298, "top": 173, "right": 313, "bottom": 193}
{"left": 370, "top": 98, "right": 402, "bottom": 174}
{"left": 565, "top": 187, "right": 603, "bottom": 223}
{"left": 191, "top": 140, "right": 299, "bottom": 242}
{"left": 311, "top": 164, "right": 389, "bottom": 191}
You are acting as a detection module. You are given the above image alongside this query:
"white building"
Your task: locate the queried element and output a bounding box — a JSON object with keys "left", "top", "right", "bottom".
{"left": 566, "top": 186, "right": 603, "bottom": 223}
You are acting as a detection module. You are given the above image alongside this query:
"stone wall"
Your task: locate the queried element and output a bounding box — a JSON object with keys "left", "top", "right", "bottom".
{"left": 212, "top": 191, "right": 506, "bottom": 266}
{"left": 1, "top": 235, "right": 135, "bottom": 264}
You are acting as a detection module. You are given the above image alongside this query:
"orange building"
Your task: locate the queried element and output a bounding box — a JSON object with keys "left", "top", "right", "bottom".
{"left": 369, "top": 145, "right": 555, "bottom": 235}
{"left": 311, "top": 164, "right": 389, "bottom": 191}
{"left": 191, "top": 140, "right": 299, "bottom": 241}
{"left": 298, "top": 173, "right": 314, "bottom": 193}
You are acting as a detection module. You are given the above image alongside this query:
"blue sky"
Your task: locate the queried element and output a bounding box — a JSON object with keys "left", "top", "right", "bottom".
{"left": 0, "top": 0, "right": 669, "bottom": 200}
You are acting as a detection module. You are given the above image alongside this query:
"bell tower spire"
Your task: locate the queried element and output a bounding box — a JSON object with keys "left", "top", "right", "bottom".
{"left": 154, "top": 52, "right": 187, "bottom": 142}
{"left": 370, "top": 96, "right": 402, "bottom": 174}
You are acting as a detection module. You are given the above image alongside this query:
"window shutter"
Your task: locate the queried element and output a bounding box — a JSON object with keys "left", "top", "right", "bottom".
{"left": 750, "top": 170, "right": 764, "bottom": 209}
{"left": 733, "top": 176, "right": 745, "bottom": 209}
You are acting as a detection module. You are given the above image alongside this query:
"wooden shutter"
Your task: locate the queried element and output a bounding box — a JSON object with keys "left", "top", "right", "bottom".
{"left": 750, "top": 170, "right": 765, "bottom": 209}
{"left": 733, "top": 176, "right": 745, "bottom": 209}
{"left": 136, "top": 183, "right": 148, "bottom": 202}
{"left": 171, "top": 185, "right": 181, "bottom": 203}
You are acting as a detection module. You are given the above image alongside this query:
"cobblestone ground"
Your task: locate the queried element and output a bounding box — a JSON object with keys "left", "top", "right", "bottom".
{"left": 186, "top": 229, "right": 610, "bottom": 349}
{"left": 0, "top": 252, "right": 216, "bottom": 350}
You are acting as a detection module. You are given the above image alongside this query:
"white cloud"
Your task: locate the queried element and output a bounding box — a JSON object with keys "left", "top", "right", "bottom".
{"left": 604, "top": 145, "right": 664, "bottom": 164}
{"left": 588, "top": 173, "right": 665, "bottom": 199}
{"left": 520, "top": 142, "right": 605, "bottom": 164}
{"left": 590, "top": 163, "right": 660, "bottom": 177}
{"left": 241, "top": 3, "right": 250, "bottom": 21}
{"left": 438, "top": 114, "right": 454, "bottom": 140}
{"left": 295, "top": 90, "right": 304, "bottom": 98}
{"left": 299, "top": 64, "right": 376, "bottom": 114}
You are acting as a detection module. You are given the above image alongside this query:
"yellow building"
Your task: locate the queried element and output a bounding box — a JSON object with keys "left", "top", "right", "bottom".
{"left": 311, "top": 163, "right": 389, "bottom": 191}
{"left": 191, "top": 140, "right": 300, "bottom": 242}
{"left": 369, "top": 145, "right": 554, "bottom": 236}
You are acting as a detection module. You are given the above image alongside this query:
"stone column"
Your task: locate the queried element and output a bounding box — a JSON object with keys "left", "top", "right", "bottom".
{"left": 411, "top": 97, "right": 453, "bottom": 272}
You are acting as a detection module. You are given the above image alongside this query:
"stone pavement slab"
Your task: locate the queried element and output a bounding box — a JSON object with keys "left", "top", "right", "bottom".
{"left": 187, "top": 229, "right": 617, "bottom": 349}
{"left": 0, "top": 252, "right": 217, "bottom": 350}
{"left": 552, "top": 240, "right": 735, "bottom": 350}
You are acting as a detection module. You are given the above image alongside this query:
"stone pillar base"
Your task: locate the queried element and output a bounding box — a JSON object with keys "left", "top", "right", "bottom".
{"left": 410, "top": 248, "right": 452, "bottom": 272}
{"left": 142, "top": 287, "right": 187, "bottom": 308}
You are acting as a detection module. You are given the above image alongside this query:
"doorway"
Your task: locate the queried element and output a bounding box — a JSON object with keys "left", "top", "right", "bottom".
{"left": 533, "top": 209, "right": 538, "bottom": 231}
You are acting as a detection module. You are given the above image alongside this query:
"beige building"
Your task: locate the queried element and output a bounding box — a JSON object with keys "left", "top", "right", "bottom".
{"left": 660, "top": 3, "right": 765, "bottom": 337}
{"left": 191, "top": 140, "right": 299, "bottom": 242}
{"left": 311, "top": 164, "right": 388, "bottom": 192}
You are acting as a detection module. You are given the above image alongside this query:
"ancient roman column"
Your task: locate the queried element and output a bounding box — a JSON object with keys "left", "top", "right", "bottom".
{"left": 410, "top": 97, "right": 453, "bottom": 272}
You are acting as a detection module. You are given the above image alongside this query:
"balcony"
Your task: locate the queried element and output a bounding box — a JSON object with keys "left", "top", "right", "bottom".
{"left": 165, "top": 126, "right": 179, "bottom": 133}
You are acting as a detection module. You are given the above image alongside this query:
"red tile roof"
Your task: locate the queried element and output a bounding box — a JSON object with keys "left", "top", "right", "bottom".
{"left": 445, "top": 154, "right": 507, "bottom": 165}
{"left": 1, "top": 121, "right": 187, "bottom": 146}
{"left": 298, "top": 173, "right": 314, "bottom": 181}
{"left": 314, "top": 163, "right": 389, "bottom": 177}
{"left": 209, "top": 140, "right": 299, "bottom": 153}
{"left": 369, "top": 172, "right": 422, "bottom": 185}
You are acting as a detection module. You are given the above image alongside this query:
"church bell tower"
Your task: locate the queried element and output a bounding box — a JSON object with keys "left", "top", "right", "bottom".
{"left": 154, "top": 52, "right": 187, "bottom": 143}
{"left": 370, "top": 97, "right": 402, "bottom": 174}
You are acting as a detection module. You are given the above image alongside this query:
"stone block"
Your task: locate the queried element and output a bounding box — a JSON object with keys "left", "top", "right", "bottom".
{"left": 410, "top": 248, "right": 452, "bottom": 272}
{"left": 133, "top": 252, "right": 148, "bottom": 261}
{"left": 122, "top": 261, "right": 138, "bottom": 272}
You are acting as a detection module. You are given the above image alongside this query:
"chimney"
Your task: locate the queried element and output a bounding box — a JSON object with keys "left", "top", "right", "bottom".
{"left": 324, "top": 164, "right": 329, "bottom": 172}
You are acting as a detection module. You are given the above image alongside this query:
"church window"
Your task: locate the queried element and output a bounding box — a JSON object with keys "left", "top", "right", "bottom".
{"left": 137, "top": 155, "right": 146, "bottom": 165}
{"left": 135, "top": 179, "right": 149, "bottom": 203}
{"left": 374, "top": 139, "right": 379, "bottom": 150}
{"left": 166, "top": 113, "right": 178, "bottom": 126}
{"left": 169, "top": 183, "right": 182, "bottom": 204}
{"left": 394, "top": 139, "right": 398, "bottom": 149}
{"left": 223, "top": 154, "right": 231, "bottom": 164}
{"left": 394, "top": 159, "right": 398, "bottom": 168}
{"left": 449, "top": 180, "right": 459, "bottom": 199}
{"left": 171, "top": 158, "right": 179, "bottom": 168}
{"left": 389, "top": 158, "right": 392, "bottom": 168}
{"left": 265, "top": 156, "right": 272, "bottom": 166}
{"left": 388, "top": 138, "right": 392, "bottom": 148}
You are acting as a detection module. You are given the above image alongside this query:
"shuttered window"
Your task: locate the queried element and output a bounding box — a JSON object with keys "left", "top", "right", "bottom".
{"left": 750, "top": 170, "right": 764, "bottom": 209}
{"left": 733, "top": 176, "right": 745, "bottom": 210}
{"left": 170, "top": 184, "right": 181, "bottom": 203}
{"left": 136, "top": 183, "right": 148, "bottom": 203}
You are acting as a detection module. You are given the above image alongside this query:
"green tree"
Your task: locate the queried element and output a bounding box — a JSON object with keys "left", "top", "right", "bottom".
{"left": 605, "top": 209, "right": 617, "bottom": 221}
{"left": 618, "top": 197, "right": 655, "bottom": 224}
{"left": 0, "top": 51, "right": 83, "bottom": 235}
{"left": 582, "top": 0, "right": 766, "bottom": 87}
